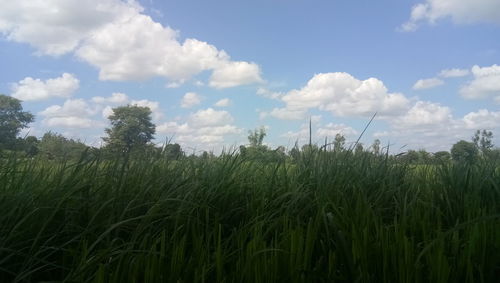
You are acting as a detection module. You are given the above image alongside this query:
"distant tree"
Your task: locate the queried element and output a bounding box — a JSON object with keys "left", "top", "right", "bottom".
{"left": 472, "top": 129, "right": 494, "bottom": 154}
{"left": 289, "top": 143, "right": 301, "bottom": 161}
{"left": 354, "top": 143, "right": 364, "bottom": 155}
{"left": 417, "top": 149, "right": 432, "bottom": 164}
{"left": 247, "top": 126, "right": 266, "bottom": 148}
{"left": 0, "top": 94, "right": 34, "bottom": 149}
{"left": 433, "top": 151, "right": 451, "bottom": 163}
{"left": 23, "top": 136, "right": 40, "bottom": 157}
{"left": 103, "top": 105, "right": 156, "bottom": 154}
{"left": 333, "top": 133, "right": 346, "bottom": 152}
{"left": 162, "top": 143, "right": 183, "bottom": 160}
{"left": 397, "top": 150, "right": 419, "bottom": 164}
{"left": 451, "top": 140, "right": 478, "bottom": 164}
{"left": 39, "top": 132, "right": 88, "bottom": 160}
{"left": 371, "top": 139, "right": 381, "bottom": 155}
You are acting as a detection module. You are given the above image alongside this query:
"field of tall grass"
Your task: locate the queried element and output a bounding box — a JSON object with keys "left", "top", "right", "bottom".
{"left": 1, "top": 149, "right": 499, "bottom": 282}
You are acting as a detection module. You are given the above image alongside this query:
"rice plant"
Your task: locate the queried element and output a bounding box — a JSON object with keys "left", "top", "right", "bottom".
{"left": 0, "top": 148, "right": 499, "bottom": 282}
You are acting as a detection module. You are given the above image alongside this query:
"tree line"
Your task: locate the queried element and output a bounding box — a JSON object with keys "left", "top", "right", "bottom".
{"left": 1, "top": 94, "right": 499, "bottom": 163}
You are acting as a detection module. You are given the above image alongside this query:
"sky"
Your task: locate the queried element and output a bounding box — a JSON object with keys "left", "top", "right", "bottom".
{"left": 1, "top": 0, "right": 499, "bottom": 154}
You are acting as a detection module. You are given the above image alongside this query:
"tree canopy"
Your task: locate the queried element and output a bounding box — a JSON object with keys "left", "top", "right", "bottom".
{"left": 103, "top": 105, "right": 156, "bottom": 154}
{"left": 0, "top": 94, "right": 34, "bottom": 149}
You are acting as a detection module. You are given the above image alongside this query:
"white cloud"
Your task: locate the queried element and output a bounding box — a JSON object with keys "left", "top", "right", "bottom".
{"left": 11, "top": 73, "right": 79, "bottom": 101}
{"left": 0, "top": 0, "right": 141, "bottom": 56}
{"left": 0, "top": 0, "right": 263, "bottom": 88}
{"left": 460, "top": 64, "right": 500, "bottom": 102}
{"left": 39, "top": 99, "right": 100, "bottom": 128}
{"left": 317, "top": 123, "right": 358, "bottom": 138}
{"left": 92, "top": 92, "right": 129, "bottom": 104}
{"left": 256, "top": 87, "right": 283, "bottom": 100}
{"left": 271, "top": 72, "right": 410, "bottom": 120}
{"left": 157, "top": 108, "right": 241, "bottom": 149}
{"left": 380, "top": 102, "right": 500, "bottom": 152}
{"left": 188, "top": 108, "right": 234, "bottom": 128}
{"left": 438, "top": 68, "right": 470, "bottom": 78}
{"left": 412, "top": 78, "right": 444, "bottom": 90}
{"left": 462, "top": 109, "right": 500, "bottom": 129}
{"left": 181, "top": 92, "right": 202, "bottom": 108}
{"left": 268, "top": 107, "right": 307, "bottom": 120}
{"left": 214, "top": 98, "right": 231, "bottom": 107}
{"left": 102, "top": 106, "right": 114, "bottom": 119}
{"left": 393, "top": 101, "right": 453, "bottom": 128}
{"left": 401, "top": 0, "right": 500, "bottom": 31}
{"left": 209, "top": 61, "right": 264, "bottom": 89}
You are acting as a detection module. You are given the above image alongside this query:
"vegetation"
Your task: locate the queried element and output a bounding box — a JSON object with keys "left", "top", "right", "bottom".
{"left": 0, "top": 100, "right": 499, "bottom": 282}
{"left": 103, "top": 105, "right": 156, "bottom": 155}
{"left": 0, "top": 94, "right": 34, "bottom": 150}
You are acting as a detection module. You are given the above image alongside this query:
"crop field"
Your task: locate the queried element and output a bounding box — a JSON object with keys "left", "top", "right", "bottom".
{"left": 1, "top": 150, "right": 499, "bottom": 282}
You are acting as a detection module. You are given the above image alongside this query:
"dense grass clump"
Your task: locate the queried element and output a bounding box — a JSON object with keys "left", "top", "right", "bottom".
{"left": 0, "top": 149, "right": 499, "bottom": 282}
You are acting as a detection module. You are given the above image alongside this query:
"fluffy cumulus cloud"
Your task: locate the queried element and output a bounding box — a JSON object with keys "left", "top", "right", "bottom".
{"left": 92, "top": 92, "right": 129, "bottom": 104}
{"left": 378, "top": 102, "right": 500, "bottom": 151}
{"left": 157, "top": 108, "right": 241, "bottom": 147}
{"left": 460, "top": 64, "right": 500, "bottom": 102}
{"left": 39, "top": 99, "right": 100, "bottom": 128}
{"left": 181, "top": 92, "right": 202, "bottom": 108}
{"left": 438, "top": 68, "right": 470, "bottom": 78}
{"left": 209, "top": 61, "right": 264, "bottom": 89}
{"left": 0, "top": 0, "right": 140, "bottom": 55}
{"left": 90, "top": 93, "right": 163, "bottom": 121}
{"left": 317, "top": 123, "right": 358, "bottom": 138}
{"left": 214, "top": 98, "right": 231, "bottom": 107}
{"left": 462, "top": 109, "right": 500, "bottom": 129}
{"left": 0, "top": 0, "right": 263, "bottom": 87}
{"left": 268, "top": 72, "right": 410, "bottom": 120}
{"left": 392, "top": 101, "right": 453, "bottom": 129}
{"left": 10, "top": 73, "right": 79, "bottom": 101}
{"left": 401, "top": 0, "right": 500, "bottom": 31}
{"left": 412, "top": 78, "right": 444, "bottom": 90}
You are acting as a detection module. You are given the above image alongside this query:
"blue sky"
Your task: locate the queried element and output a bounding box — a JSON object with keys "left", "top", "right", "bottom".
{"left": 1, "top": 0, "right": 499, "bottom": 153}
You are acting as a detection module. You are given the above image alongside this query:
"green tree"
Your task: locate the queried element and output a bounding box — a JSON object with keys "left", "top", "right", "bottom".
{"left": 0, "top": 94, "right": 34, "bottom": 149}
{"left": 472, "top": 129, "right": 494, "bottom": 154}
{"left": 354, "top": 143, "right": 364, "bottom": 156}
{"left": 103, "top": 105, "right": 156, "bottom": 154}
{"left": 371, "top": 139, "right": 381, "bottom": 155}
{"left": 333, "top": 133, "right": 346, "bottom": 152}
{"left": 39, "top": 132, "right": 88, "bottom": 160}
{"left": 162, "top": 143, "right": 183, "bottom": 160}
{"left": 247, "top": 126, "right": 266, "bottom": 148}
{"left": 433, "top": 151, "right": 451, "bottom": 163}
{"left": 451, "top": 140, "right": 478, "bottom": 164}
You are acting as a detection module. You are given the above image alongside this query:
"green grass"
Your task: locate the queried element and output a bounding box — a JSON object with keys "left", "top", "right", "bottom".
{"left": 0, "top": 149, "right": 499, "bottom": 282}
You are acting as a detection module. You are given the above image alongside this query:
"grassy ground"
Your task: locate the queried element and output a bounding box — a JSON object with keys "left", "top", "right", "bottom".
{"left": 1, "top": 150, "right": 499, "bottom": 282}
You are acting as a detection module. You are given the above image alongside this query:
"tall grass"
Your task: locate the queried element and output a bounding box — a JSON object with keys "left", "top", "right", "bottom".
{"left": 0, "top": 149, "right": 499, "bottom": 282}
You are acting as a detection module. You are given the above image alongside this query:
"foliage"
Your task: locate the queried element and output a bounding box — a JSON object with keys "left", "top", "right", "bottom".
{"left": 473, "top": 129, "right": 494, "bottom": 156}
{"left": 433, "top": 151, "right": 451, "bottom": 163}
{"left": 103, "top": 105, "right": 155, "bottom": 155}
{"left": 38, "top": 132, "right": 89, "bottom": 160}
{"left": 0, "top": 94, "right": 34, "bottom": 149}
{"left": 451, "top": 140, "right": 478, "bottom": 164}
{"left": 247, "top": 126, "right": 266, "bottom": 147}
{"left": 0, "top": 148, "right": 499, "bottom": 282}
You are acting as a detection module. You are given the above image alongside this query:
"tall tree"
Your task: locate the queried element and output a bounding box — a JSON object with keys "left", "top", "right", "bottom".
{"left": 451, "top": 140, "right": 478, "bottom": 164}
{"left": 333, "top": 133, "right": 346, "bottom": 152}
{"left": 247, "top": 126, "right": 266, "bottom": 147}
{"left": 103, "top": 105, "right": 156, "bottom": 154}
{"left": 0, "top": 94, "right": 34, "bottom": 149}
{"left": 472, "top": 129, "right": 494, "bottom": 154}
